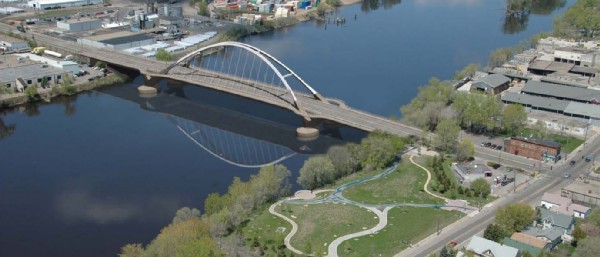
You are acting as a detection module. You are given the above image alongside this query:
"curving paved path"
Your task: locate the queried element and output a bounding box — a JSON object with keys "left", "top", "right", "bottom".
{"left": 269, "top": 151, "right": 475, "bottom": 257}
{"left": 326, "top": 206, "right": 392, "bottom": 257}
{"left": 268, "top": 199, "right": 305, "bottom": 255}
{"left": 409, "top": 155, "right": 449, "bottom": 202}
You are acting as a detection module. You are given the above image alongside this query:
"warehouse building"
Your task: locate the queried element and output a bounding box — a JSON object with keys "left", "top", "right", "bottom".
{"left": 27, "top": 0, "right": 103, "bottom": 10}
{"left": 504, "top": 136, "right": 561, "bottom": 162}
{"left": 77, "top": 31, "right": 157, "bottom": 51}
{"left": 521, "top": 81, "right": 600, "bottom": 104}
{"left": 0, "top": 35, "right": 30, "bottom": 53}
{"left": 0, "top": 64, "right": 70, "bottom": 91}
{"left": 57, "top": 18, "right": 102, "bottom": 32}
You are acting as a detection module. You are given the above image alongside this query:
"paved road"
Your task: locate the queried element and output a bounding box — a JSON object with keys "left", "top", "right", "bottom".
{"left": 396, "top": 134, "right": 600, "bottom": 257}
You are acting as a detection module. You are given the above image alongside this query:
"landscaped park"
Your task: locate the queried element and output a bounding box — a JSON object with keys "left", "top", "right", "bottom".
{"left": 243, "top": 151, "right": 479, "bottom": 257}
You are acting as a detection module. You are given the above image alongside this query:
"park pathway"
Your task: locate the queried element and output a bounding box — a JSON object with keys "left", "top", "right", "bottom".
{"left": 269, "top": 151, "right": 475, "bottom": 257}
{"left": 409, "top": 155, "right": 449, "bottom": 202}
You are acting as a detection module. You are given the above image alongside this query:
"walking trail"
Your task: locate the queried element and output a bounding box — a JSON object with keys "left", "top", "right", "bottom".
{"left": 268, "top": 152, "right": 475, "bottom": 257}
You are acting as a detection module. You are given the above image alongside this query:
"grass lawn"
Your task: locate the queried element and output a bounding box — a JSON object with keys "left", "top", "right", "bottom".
{"left": 275, "top": 203, "right": 379, "bottom": 256}
{"left": 340, "top": 207, "right": 464, "bottom": 257}
{"left": 342, "top": 160, "right": 443, "bottom": 205}
{"left": 329, "top": 168, "right": 385, "bottom": 188}
{"left": 240, "top": 207, "right": 292, "bottom": 255}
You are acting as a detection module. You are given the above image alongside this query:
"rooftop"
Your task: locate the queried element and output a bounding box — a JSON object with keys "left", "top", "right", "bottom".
{"left": 564, "top": 101, "right": 600, "bottom": 119}
{"left": 83, "top": 31, "right": 155, "bottom": 45}
{"left": 510, "top": 232, "right": 547, "bottom": 249}
{"left": 501, "top": 92, "right": 570, "bottom": 112}
{"left": 0, "top": 64, "right": 67, "bottom": 83}
{"left": 523, "top": 226, "right": 564, "bottom": 241}
{"left": 503, "top": 237, "right": 542, "bottom": 257}
{"left": 541, "top": 192, "right": 572, "bottom": 207}
{"left": 556, "top": 47, "right": 595, "bottom": 54}
{"left": 528, "top": 60, "right": 575, "bottom": 72}
{"left": 511, "top": 136, "right": 561, "bottom": 149}
{"left": 59, "top": 17, "right": 101, "bottom": 24}
{"left": 465, "top": 236, "right": 519, "bottom": 257}
{"left": 522, "top": 80, "right": 600, "bottom": 102}
{"left": 540, "top": 208, "right": 574, "bottom": 229}
{"left": 474, "top": 73, "right": 511, "bottom": 88}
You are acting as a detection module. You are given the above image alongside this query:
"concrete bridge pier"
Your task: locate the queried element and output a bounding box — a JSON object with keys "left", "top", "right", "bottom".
{"left": 137, "top": 75, "right": 161, "bottom": 97}
{"left": 296, "top": 118, "right": 320, "bottom": 141}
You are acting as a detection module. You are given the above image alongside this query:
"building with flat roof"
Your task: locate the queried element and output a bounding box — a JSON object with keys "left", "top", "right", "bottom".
{"left": 57, "top": 18, "right": 102, "bottom": 32}
{"left": 0, "top": 64, "right": 70, "bottom": 92}
{"left": 0, "top": 35, "right": 30, "bottom": 53}
{"left": 77, "top": 31, "right": 157, "bottom": 51}
{"left": 504, "top": 137, "right": 561, "bottom": 162}
{"left": 451, "top": 163, "right": 492, "bottom": 185}
{"left": 27, "top": 0, "right": 103, "bottom": 10}
{"left": 521, "top": 81, "right": 600, "bottom": 104}
{"left": 562, "top": 179, "right": 600, "bottom": 206}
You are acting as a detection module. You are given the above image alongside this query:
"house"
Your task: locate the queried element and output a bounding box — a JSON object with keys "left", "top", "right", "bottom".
{"left": 505, "top": 232, "right": 548, "bottom": 256}
{"left": 456, "top": 236, "right": 519, "bottom": 257}
{"left": 504, "top": 137, "right": 561, "bottom": 163}
{"left": 539, "top": 208, "right": 575, "bottom": 232}
{"left": 451, "top": 163, "right": 492, "bottom": 186}
{"left": 523, "top": 226, "right": 564, "bottom": 250}
{"left": 541, "top": 192, "right": 591, "bottom": 218}
{"left": 470, "top": 74, "right": 511, "bottom": 95}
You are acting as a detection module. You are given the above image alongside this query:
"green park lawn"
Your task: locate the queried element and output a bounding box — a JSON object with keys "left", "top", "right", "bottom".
{"left": 275, "top": 203, "right": 379, "bottom": 256}
{"left": 240, "top": 208, "right": 292, "bottom": 255}
{"left": 340, "top": 207, "right": 464, "bottom": 257}
{"left": 342, "top": 160, "right": 443, "bottom": 205}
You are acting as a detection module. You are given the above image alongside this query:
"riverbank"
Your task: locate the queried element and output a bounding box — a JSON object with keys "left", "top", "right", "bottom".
{"left": 0, "top": 71, "right": 129, "bottom": 109}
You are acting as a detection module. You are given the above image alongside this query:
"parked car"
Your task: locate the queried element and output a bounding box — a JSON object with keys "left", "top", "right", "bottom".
{"left": 585, "top": 157, "right": 592, "bottom": 162}
{"left": 495, "top": 145, "right": 503, "bottom": 150}
{"left": 484, "top": 142, "right": 492, "bottom": 147}
{"left": 490, "top": 144, "right": 497, "bottom": 148}
{"left": 480, "top": 142, "right": 488, "bottom": 147}
{"left": 563, "top": 173, "right": 571, "bottom": 178}
{"left": 570, "top": 160, "right": 576, "bottom": 165}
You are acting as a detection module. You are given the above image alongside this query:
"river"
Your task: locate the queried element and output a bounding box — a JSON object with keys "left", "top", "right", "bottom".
{"left": 0, "top": 0, "right": 572, "bottom": 256}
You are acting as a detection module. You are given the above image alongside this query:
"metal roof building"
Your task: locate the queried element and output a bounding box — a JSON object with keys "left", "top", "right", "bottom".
{"left": 564, "top": 102, "right": 600, "bottom": 119}
{"left": 501, "top": 92, "right": 569, "bottom": 113}
{"left": 521, "top": 81, "right": 600, "bottom": 104}
{"left": 57, "top": 18, "right": 102, "bottom": 32}
{"left": 77, "top": 31, "right": 157, "bottom": 51}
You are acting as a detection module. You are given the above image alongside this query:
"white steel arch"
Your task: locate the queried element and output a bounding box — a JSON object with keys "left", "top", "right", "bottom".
{"left": 163, "top": 42, "right": 323, "bottom": 109}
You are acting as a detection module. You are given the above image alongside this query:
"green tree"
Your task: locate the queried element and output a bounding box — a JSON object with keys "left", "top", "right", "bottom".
{"left": 354, "top": 132, "right": 397, "bottom": 170}
{"left": 326, "top": 145, "right": 356, "bottom": 177}
{"left": 156, "top": 48, "right": 173, "bottom": 61}
{"left": 505, "top": 0, "right": 532, "bottom": 16}
{"left": 456, "top": 137, "right": 475, "bottom": 161}
{"left": 561, "top": 0, "right": 600, "bottom": 37}
{"left": 172, "top": 207, "right": 201, "bottom": 224}
{"left": 198, "top": 1, "right": 209, "bottom": 16}
{"left": 573, "top": 236, "right": 600, "bottom": 257}
{"left": 495, "top": 203, "right": 535, "bottom": 234}
{"left": 502, "top": 104, "right": 527, "bottom": 136}
{"left": 531, "top": 120, "right": 548, "bottom": 139}
{"left": 434, "top": 118, "right": 460, "bottom": 153}
{"left": 145, "top": 219, "right": 219, "bottom": 257}
{"left": 297, "top": 156, "right": 335, "bottom": 190}
{"left": 24, "top": 85, "right": 38, "bottom": 102}
{"left": 189, "top": 0, "right": 197, "bottom": 6}
{"left": 571, "top": 223, "right": 587, "bottom": 247}
{"left": 588, "top": 208, "right": 600, "bottom": 228}
{"left": 470, "top": 178, "right": 491, "bottom": 198}
{"left": 454, "top": 63, "right": 480, "bottom": 80}
{"left": 483, "top": 223, "right": 508, "bottom": 242}
{"left": 204, "top": 193, "right": 228, "bottom": 216}
{"left": 401, "top": 78, "right": 454, "bottom": 131}
{"left": 118, "top": 244, "right": 144, "bottom": 257}
{"left": 175, "top": 237, "right": 222, "bottom": 257}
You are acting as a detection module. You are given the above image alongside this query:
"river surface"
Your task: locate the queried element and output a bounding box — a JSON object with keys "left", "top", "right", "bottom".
{"left": 0, "top": 0, "right": 572, "bottom": 256}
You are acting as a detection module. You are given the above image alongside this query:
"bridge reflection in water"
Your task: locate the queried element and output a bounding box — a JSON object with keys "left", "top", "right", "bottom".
{"left": 101, "top": 81, "right": 352, "bottom": 168}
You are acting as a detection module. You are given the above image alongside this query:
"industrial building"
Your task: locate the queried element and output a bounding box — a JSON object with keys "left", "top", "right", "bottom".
{"left": 503, "top": 137, "right": 561, "bottom": 162}
{"left": 0, "top": 64, "right": 70, "bottom": 91}
{"left": 27, "top": 0, "right": 103, "bottom": 10}
{"left": 77, "top": 31, "right": 157, "bottom": 51}
{"left": 0, "top": 35, "right": 30, "bottom": 53}
{"left": 57, "top": 18, "right": 102, "bottom": 32}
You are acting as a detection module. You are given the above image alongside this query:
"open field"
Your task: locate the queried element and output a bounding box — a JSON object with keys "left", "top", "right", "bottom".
{"left": 342, "top": 160, "right": 443, "bottom": 205}
{"left": 240, "top": 208, "right": 292, "bottom": 256}
{"left": 276, "top": 203, "right": 379, "bottom": 255}
{"left": 340, "top": 207, "right": 464, "bottom": 257}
